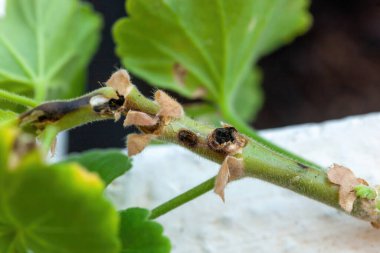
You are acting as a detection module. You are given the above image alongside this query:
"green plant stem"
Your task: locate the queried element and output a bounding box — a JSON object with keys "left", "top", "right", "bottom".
{"left": 0, "top": 89, "right": 38, "bottom": 107}
{"left": 20, "top": 85, "right": 380, "bottom": 224}
{"left": 19, "top": 87, "right": 116, "bottom": 134}
{"left": 160, "top": 116, "right": 339, "bottom": 205}
{"left": 150, "top": 177, "right": 215, "bottom": 219}
{"left": 124, "top": 91, "right": 378, "bottom": 223}
{"left": 220, "top": 103, "right": 322, "bottom": 170}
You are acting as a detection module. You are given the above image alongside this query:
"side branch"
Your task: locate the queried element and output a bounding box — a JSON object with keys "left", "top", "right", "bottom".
{"left": 149, "top": 177, "right": 216, "bottom": 220}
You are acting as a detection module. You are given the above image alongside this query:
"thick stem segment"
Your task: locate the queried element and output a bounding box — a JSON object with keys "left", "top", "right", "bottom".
{"left": 155, "top": 114, "right": 340, "bottom": 207}
{"left": 19, "top": 87, "right": 118, "bottom": 134}
{"left": 122, "top": 84, "right": 380, "bottom": 225}
{"left": 220, "top": 104, "right": 322, "bottom": 170}
{"left": 18, "top": 71, "right": 380, "bottom": 226}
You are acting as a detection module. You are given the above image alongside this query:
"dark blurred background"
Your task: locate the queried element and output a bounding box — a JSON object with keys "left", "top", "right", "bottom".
{"left": 69, "top": 0, "right": 380, "bottom": 152}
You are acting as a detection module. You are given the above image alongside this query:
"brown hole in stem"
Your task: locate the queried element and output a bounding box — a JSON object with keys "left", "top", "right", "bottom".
{"left": 208, "top": 126, "right": 247, "bottom": 155}
{"left": 92, "top": 94, "right": 125, "bottom": 113}
{"left": 178, "top": 129, "right": 198, "bottom": 147}
{"left": 214, "top": 127, "right": 236, "bottom": 144}
{"left": 108, "top": 94, "right": 125, "bottom": 110}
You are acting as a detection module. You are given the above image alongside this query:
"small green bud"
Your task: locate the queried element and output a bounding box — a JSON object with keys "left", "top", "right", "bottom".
{"left": 354, "top": 184, "right": 377, "bottom": 200}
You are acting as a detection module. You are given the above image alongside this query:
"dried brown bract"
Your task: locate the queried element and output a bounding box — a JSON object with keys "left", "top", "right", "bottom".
{"left": 106, "top": 69, "right": 131, "bottom": 97}
{"left": 327, "top": 164, "right": 362, "bottom": 212}
{"left": 214, "top": 156, "right": 244, "bottom": 201}
{"left": 208, "top": 126, "right": 247, "bottom": 155}
{"left": 154, "top": 90, "right": 184, "bottom": 118}
{"left": 357, "top": 178, "right": 369, "bottom": 186}
{"left": 124, "top": 110, "right": 158, "bottom": 127}
{"left": 104, "top": 69, "right": 136, "bottom": 120}
{"left": 127, "top": 133, "right": 154, "bottom": 156}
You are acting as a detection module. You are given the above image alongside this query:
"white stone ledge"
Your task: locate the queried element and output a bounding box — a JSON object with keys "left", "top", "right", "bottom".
{"left": 107, "top": 112, "right": 380, "bottom": 253}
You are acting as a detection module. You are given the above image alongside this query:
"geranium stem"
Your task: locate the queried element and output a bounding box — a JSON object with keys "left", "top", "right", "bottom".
{"left": 149, "top": 177, "right": 215, "bottom": 219}
{"left": 19, "top": 83, "right": 380, "bottom": 225}
{"left": 220, "top": 103, "right": 321, "bottom": 170}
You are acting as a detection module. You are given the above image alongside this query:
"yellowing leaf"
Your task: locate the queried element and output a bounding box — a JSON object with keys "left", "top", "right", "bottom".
{"left": 0, "top": 109, "right": 17, "bottom": 124}
{"left": 62, "top": 149, "right": 132, "bottom": 186}
{"left": 0, "top": 126, "right": 120, "bottom": 253}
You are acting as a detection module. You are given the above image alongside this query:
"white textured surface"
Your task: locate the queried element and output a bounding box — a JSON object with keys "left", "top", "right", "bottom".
{"left": 107, "top": 113, "right": 380, "bottom": 253}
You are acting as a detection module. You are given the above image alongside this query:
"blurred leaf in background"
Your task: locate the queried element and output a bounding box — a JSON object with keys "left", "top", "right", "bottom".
{"left": 0, "top": 108, "right": 16, "bottom": 124}
{"left": 0, "top": 125, "right": 120, "bottom": 253}
{"left": 0, "top": 0, "right": 102, "bottom": 111}
{"left": 62, "top": 149, "right": 132, "bottom": 186}
{"left": 113, "top": 0, "right": 311, "bottom": 124}
{"left": 119, "top": 208, "right": 171, "bottom": 253}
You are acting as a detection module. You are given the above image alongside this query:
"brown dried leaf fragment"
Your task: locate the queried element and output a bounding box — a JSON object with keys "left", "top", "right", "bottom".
{"left": 214, "top": 159, "right": 230, "bottom": 202}
{"left": 214, "top": 156, "right": 244, "bottom": 202}
{"left": 327, "top": 164, "right": 357, "bottom": 185}
{"left": 124, "top": 110, "right": 158, "bottom": 127}
{"left": 106, "top": 69, "right": 132, "bottom": 96}
{"left": 340, "top": 191, "right": 357, "bottom": 213}
{"left": 127, "top": 133, "right": 154, "bottom": 156}
{"left": 327, "top": 164, "right": 361, "bottom": 212}
{"left": 154, "top": 90, "right": 184, "bottom": 118}
{"left": 357, "top": 178, "right": 369, "bottom": 186}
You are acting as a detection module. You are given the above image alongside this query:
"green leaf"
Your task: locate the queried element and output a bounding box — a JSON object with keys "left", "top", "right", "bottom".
{"left": 113, "top": 0, "right": 311, "bottom": 121}
{"left": 0, "top": 124, "right": 18, "bottom": 170}
{"left": 0, "top": 126, "right": 120, "bottom": 253}
{"left": 232, "top": 68, "right": 264, "bottom": 122}
{"left": 184, "top": 103, "right": 222, "bottom": 125}
{"left": 62, "top": 149, "right": 132, "bottom": 186}
{"left": 119, "top": 208, "right": 171, "bottom": 253}
{"left": 0, "top": 109, "right": 17, "bottom": 124}
{"left": 0, "top": 0, "right": 102, "bottom": 104}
